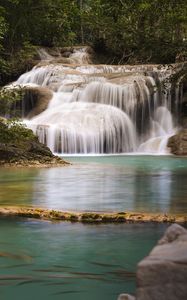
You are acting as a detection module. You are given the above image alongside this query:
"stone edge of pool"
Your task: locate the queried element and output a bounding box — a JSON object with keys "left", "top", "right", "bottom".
{"left": 0, "top": 159, "right": 70, "bottom": 168}
{"left": 0, "top": 207, "right": 187, "bottom": 224}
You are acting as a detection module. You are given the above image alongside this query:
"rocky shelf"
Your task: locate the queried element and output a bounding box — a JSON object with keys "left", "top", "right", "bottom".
{"left": 0, "top": 207, "right": 186, "bottom": 224}
{"left": 0, "top": 132, "right": 69, "bottom": 168}
{"left": 118, "top": 223, "right": 187, "bottom": 300}
{"left": 0, "top": 156, "right": 69, "bottom": 168}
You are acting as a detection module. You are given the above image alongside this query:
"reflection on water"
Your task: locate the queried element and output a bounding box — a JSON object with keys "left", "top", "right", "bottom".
{"left": 0, "top": 156, "right": 187, "bottom": 213}
{"left": 0, "top": 218, "right": 168, "bottom": 300}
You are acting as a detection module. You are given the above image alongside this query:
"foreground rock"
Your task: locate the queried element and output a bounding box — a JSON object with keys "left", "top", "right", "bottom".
{"left": 118, "top": 224, "right": 187, "bottom": 300}
{"left": 0, "top": 119, "right": 68, "bottom": 167}
{"left": 0, "top": 208, "right": 186, "bottom": 224}
{"left": 168, "top": 130, "right": 187, "bottom": 155}
{"left": 0, "top": 141, "right": 68, "bottom": 167}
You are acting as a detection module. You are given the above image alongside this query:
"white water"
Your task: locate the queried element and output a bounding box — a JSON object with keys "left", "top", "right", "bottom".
{"left": 25, "top": 102, "right": 137, "bottom": 154}
{"left": 14, "top": 46, "right": 179, "bottom": 154}
{"left": 138, "top": 106, "right": 176, "bottom": 154}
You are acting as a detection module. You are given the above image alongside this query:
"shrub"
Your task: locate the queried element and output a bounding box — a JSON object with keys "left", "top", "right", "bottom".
{"left": 0, "top": 119, "right": 36, "bottom": 144}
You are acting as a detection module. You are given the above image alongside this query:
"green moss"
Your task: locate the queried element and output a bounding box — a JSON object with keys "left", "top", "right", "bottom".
{"left": 81, "top": 213, "right": 100, "bottom": 220}
{"left": 69, "top": 214, "right": 79, "bottom": 222}
{"left": 17, "top": 212, "right": 41, "bottom": 219}
{"left": 101, "top": 215, "right": 126, "bottom": 223}
{"left": 49, "top": 210, "right": 58, "bottom": 217}
{"left": 117, "top": 212, "right": 126, "bottom": 216}
{"left": 101, "top": 215, "right": 117, "bottom": 222}
{"left": 115, "top": 216, "right": 126, "bottom": 222}
{"left": 1, "top": 207, "right": 186, "bottom": 224}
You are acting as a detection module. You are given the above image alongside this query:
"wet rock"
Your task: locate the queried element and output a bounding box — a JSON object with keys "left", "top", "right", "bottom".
{"left": 8, "top": 86, "right": 53, "bottom": 119}
{"left": 118, "top": 224, "right": 187, "bottom": 300}
{"left": 168, "top": 130, "right": 187, "bottom": 155}
{"left": 62, "top": 51, "right": 72, "bottom": 58}
{"left": 0, "top": 139, "right": 67, "bottom": 167}
{"left": 21, "top": 86, "right": 53, "bottom": 118}
{"left": 158, "top": 223, "right": 187, "bottom": 245}
{"left": 0, "top": 143, "right": 18, "bottom": 160}
{"left": 118, "top": 294, "right": 135, "bottom": 300}
{"left": 175, "top": 52, "right": 187, "bottom": 63}
{"left": 182, "top": 116, "right": 187, "bottom": 128}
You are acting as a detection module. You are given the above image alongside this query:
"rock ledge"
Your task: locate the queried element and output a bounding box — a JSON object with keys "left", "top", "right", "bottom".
{"left": 118, "top": 224, "right": 187, "bottom": 300}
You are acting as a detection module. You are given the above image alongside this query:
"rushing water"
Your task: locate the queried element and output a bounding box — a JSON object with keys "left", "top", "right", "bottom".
{"left": 0, "top": 156, "right": 187, "bottom": 214}
{"left": 9, "top": 46, "right": 182, "bottom": 155}
{"left": 0, "top": 218, "right": 168, "bottom": 300}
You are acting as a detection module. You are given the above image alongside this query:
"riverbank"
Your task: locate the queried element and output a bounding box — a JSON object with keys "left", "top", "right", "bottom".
{"left": 0, "top": 207, "right": 186, "bottom": 224}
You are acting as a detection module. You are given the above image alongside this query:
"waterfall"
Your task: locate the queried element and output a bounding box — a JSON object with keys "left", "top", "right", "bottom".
{"left": 138, "top": 106, "right": 176, "bottom": 154}
{"left": 25, "top": 102, "right": 137, "bottom": 154}
{"left": 13, "top": 47, "right": 179, "bottom": 154}
{"left": 37, "top": 48, "right": 53, "bottom": 61}
{"left": 37, "top": 46, "right": 92, "bottom": 64}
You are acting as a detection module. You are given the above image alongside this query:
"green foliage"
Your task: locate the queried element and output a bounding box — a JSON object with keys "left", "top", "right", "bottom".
{"left": 0, "top": 0, "right": 186, "bottom": 78}
{"left": 0, "top": 5, "right": 9, "bottom": 77}
{"left": 0, "top": 6, "right": 7, "bottom": 47}
{"left": 0, "top": 0, "right": 79, "bottom": 48}
{"left": 9, "top": 42, "right": 37, "bottom": 78}
{"left": 0, "top": 85, "right": 36, "bottom": 145}
{"left": 81, "top": 0, "right": 187, "bottom": 63}
{"left": 0, "top": 87, "right": 24, "bottom": 115}
{"left": 0, "top": 119, "right": 36, "bottom": 144}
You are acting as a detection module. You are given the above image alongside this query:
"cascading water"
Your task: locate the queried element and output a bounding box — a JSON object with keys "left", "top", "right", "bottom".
{"left": 138, "top": 106, "right": 175, "bottom": 154}
{"left": 13, "top": 46, "right": 180, "bottom": 154}
{"left": 25, "top": 102, "right": 137, "bottom": 154}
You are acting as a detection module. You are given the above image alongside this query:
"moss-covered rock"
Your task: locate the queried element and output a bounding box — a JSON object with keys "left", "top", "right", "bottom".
{"left": 0, "top": 121, "right": 68, "bottom": 167}
{"left": 0, "top": 207, "right": 186, "bottom": 224}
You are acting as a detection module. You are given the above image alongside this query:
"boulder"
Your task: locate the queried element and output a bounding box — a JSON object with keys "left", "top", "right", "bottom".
{"left": 118, "top": 224, "right": 187, "bottom": 300}
{"left": 24, "top": 86, "right": 53, "bottom": 119}
{"left": 12, "top": 86, "right": 53, "bottom": 119}
{"left": 0, "top": 119, "right": 68, "bottom": 166}
{"left": 168, "top": 130, "right": 187, "bottom": 155}
{"left": 0, "top": 140, "right": 67, "bottom": 166}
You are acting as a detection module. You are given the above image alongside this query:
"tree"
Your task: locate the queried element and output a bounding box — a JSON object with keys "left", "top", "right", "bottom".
{"left": 0, "top": 0, "right": 187, "bottom": 79}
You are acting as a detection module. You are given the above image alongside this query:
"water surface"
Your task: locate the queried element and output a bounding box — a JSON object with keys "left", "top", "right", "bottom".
{"left": 0, "top": 155, "right": 187, "bottom": 213}
{"left": 0, "top": 218, "right": 167, "bottom": 300}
